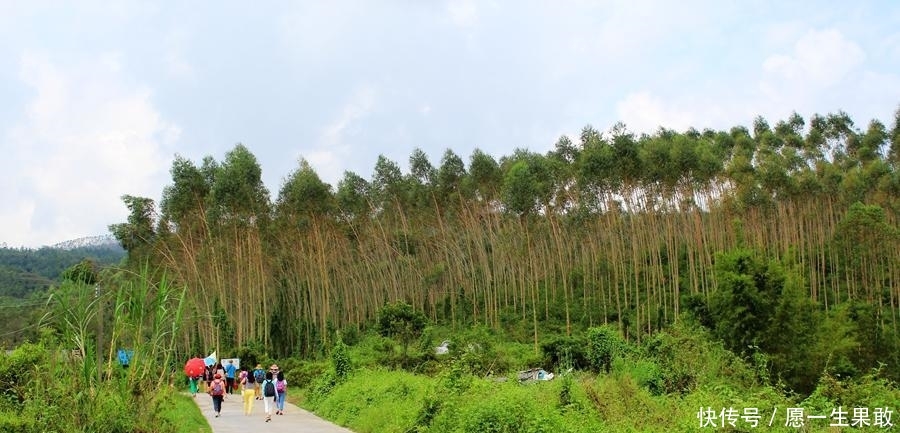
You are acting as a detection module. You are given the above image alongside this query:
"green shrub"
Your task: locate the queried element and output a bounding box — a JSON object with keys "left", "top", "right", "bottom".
{"left": 459, "top": 391, "right": 563, "bottom": 433}
{"left": 332, "top": 338, "right": 353, "bottom": 382}
{"left": 586, "top": 325, "right": 625, "bottom": 374}
{"left": 0, "top": 411, "right": 31, "bottom": 433}
{"left": 541, "top": 335, "right": 589, "bottom": 371}
{"left": 615, "top": 358, "right": 665, "bottom": 396}
{"left": 279, "top": 358, "right": 329, "bottom": 392}
{"left": 308, "top": 370, "right": 338, "bottom": 406}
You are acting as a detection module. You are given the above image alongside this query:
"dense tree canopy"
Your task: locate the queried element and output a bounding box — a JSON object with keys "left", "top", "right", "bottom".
{"left": 111, "top": 108, "right": 900, "bottom": 386}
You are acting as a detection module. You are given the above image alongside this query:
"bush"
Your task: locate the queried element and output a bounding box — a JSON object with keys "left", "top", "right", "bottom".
{"left": 541, "top": 335, "right": 589, "bottom": 371}
{"left": 585, "top": 325, "right": 625, "bottom": 374}
{"left": 278, "top": 357, "right": 327, "bottom": 390}
{"left": 377, "top": 301, "right": 428, "bottom": 357}
{"left": 332, "top": 338, "right": 353, "bottom": 383}
{"left": 0, "top": 411, "right": 31, "bottom": 433}
{"left": 459, "top": 392, "right": 563, "bottom": 433}
{"left": 307, "top": 370, "right": 338, "bottom": 406}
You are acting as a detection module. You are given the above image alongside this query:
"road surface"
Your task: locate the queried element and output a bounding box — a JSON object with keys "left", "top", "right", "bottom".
{"left": 192, "top": 391, "right": 355, "bottom": 433}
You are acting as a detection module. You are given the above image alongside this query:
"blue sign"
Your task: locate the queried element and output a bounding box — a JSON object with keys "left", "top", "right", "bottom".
{"left": 117, "top": 349, "right": 134, "bottom": 366}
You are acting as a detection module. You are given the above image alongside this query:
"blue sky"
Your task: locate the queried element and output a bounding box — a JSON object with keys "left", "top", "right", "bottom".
{"left": 1, "top": 1, "right": 899, "bottom": 248}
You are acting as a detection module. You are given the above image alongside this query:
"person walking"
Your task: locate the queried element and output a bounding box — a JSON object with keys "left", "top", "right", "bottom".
{"left": 275, "top": 370, "right": 287, "bottom": 415}
{"left": 208, "top": 373, "right": 226, "bottom": 418}
{"left": 188, "top": 374, "right": 200, "bottom": 397}
{"left": 224, "top": 360, "right": 237, "bottom": 394}
{"left": 261, "top": 371, "right": 279, "bottom": 422}
{"left": 240, "top": 369, "right": 255, "bottom": 416}
{"left": 215, "top": 362, "right": 226, "bottom": 380}
{"left": 202, "top": 364, "right": 213, "bottom": 393}
{"left": 253, "top": 364, "right": 265, "bottom": 400}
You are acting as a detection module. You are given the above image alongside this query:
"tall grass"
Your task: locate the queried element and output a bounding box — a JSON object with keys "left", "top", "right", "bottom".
{"left": 0, "top": 267, "right": 197, "bottom": 433}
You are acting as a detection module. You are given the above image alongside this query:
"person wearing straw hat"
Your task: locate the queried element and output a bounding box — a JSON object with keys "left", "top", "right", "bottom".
{"left": 252, "top": 364, "right": 265, "bottom": 400}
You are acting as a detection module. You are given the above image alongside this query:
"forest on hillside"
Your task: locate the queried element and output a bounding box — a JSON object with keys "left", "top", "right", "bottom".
{"left": 0, "top": 245, "right": 124, "bottom": 346}
{"left": 109, "top": 109, "right": 900, "bottom": 393}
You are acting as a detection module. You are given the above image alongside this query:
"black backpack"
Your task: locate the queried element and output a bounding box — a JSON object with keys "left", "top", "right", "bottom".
{"left": 264, "top": 380, "right": 276, "bottom": 397}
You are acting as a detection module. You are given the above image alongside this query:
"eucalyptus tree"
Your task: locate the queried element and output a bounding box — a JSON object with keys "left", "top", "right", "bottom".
{"left": 890, "top": 107, "right": 900, "bottom": 167}
{"left": 435, "top": 148, "right": 483, "bottom": 324}
{"left": 408, "top": 147, "right": 437, "bottom": 212}
{"left": 833, "top": 203, "right": 899, "bottom": 302}
{"left": 274, "top": 158, "right": 338, "bottom": 351}
{"left": 498, "top": 150, "right": 559, "bottom": 347}
{"left": 547, "top": 135, "right": 580, "bottom": 211}
{"left": 158, "top": 155, "right": 212, "bottom": 275}
{"left": 577, "top": 126, "right": 618, "bottom": 213}
{"left": 161, "top": 155, "right": 212, "bottom": 227}
{"left": 500, "top": 150, "right": 554, "bottom": 216}
{"left": 437, "top": 148, "right": 468, "bottom": 207}
{"left": 202, "top": 144, "right": 272, "bottom": 348}
{"left": 336, "top": 170, "right": 372, "bottom": 224}
{"left": 546, "top": 135, "right": 583, "bottom": 333}
{"left": 774, "top": 112, "right": 806, "bottom": 151}
{"left": 371, "top": 154, "right": 405, "bottom": 215}
{"left": 207, "top": 143, "right": 271, "bottom": 226}
{"left": 466, "top": 148, "right": 504, "bottom": 324}
{"left": 369, "top": 154, "right": 414, "bottom": 303}
{"left": 608, "top": 123, "right": 642, "bottom": 208}
{"left": 109, "top": 195, "right": 157, "bottom": 267}
{"left": 856, "top": 120, "right": 889, "bottom": 166}
{"left": 468, "top": 148, "right": 502, "bottom": 204}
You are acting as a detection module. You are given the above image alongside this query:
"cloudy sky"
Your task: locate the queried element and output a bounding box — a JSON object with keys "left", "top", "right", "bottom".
{"left": 1, "top": 1, "right": 899, "bottom": 248}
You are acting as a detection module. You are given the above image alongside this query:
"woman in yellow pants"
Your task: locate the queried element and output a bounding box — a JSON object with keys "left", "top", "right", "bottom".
{"left": 240, "top": 370, "right": 255, "bottom": 416}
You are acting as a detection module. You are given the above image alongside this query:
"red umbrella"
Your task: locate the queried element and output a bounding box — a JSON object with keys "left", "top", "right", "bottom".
{"left": 184, "top": 357, "right": 206, "bottom": 377}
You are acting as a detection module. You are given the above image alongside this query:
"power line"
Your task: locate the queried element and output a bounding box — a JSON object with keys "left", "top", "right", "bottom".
{"left": 0, "top": 317, "right": 51, "bottom": 338}
{"left": 0, "top": 301, "right": 48, "bottom": 309}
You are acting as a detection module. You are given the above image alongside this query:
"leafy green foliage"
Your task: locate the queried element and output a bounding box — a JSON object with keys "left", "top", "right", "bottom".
{"left": 61, "top": 259, "right": 99, "bottom": 285}
{"left": 0, "top": 244, "right": 123, "bottom": 298}
{"left": 585, "top": 324, "right": 625, "bottom": 374}
{"left": 10, "top": 267, "right": 191, "bottom": 433}
{"left": 377, "top": 301, "right": 427, "bottom": 356}
{"left": 541, "top": 335, "right": 589, "bottom": 371}
{"left": 332, "top": 337, "right": 353, "bottom": 383}
{"left": 708, "top": 248, "right": 783, "bottom": 355}
{"left": 108, "top": 194, "right": 156, "bottom": 258}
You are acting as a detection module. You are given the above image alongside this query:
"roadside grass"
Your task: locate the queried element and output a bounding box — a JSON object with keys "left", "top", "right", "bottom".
{"left": 158, "top": 390, "right": 211, "bottom": 433}
{"left": 297, "top": 322, "right": 900, "bottom": 433}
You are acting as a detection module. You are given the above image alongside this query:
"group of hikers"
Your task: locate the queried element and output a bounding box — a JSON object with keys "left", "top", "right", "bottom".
{"left": 188, "top": 359, "right": 288, "bottom": 422}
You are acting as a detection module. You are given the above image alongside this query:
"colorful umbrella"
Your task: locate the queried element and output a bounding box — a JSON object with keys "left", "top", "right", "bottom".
{"left": 184, "top": 357, "right": 206, "bottom": 377}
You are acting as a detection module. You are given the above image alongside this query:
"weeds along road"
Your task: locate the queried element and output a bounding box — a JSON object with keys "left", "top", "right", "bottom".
{"left": 193, "top": 392, "right": 355, "bottom": 433}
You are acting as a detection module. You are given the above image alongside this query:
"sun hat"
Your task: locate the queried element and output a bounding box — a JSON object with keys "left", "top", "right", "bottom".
{"left": 214, "top": 373, "right": 222, "bottom": 379}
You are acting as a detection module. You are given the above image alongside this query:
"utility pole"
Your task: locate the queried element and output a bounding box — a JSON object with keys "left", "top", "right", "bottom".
{"left": 95, "top": 284, "right": 103, "bottom": 383}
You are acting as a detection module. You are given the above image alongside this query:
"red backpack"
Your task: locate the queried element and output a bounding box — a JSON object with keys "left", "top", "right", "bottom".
{"left": 210, "top": 379, "right": 224, "bottom": 396}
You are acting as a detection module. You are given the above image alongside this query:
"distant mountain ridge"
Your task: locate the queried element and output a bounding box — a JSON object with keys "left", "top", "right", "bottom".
{"left": 1, "top": 235, "right": 126, "bottom": 299}
{"left": 51, "top": 234, "right": 122, "bottom": 251}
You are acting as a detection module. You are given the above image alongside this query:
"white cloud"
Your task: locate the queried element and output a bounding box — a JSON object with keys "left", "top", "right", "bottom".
{"left": 306, "top": 85, "right": 377, "bottom": 185}
{"left": 761, "top": 29, "right": 866, "bottom": 98}
{"left": 1, "top": 52, "right": 179, "bottom": 247}
{"left": 164, "top": 29, "right": 194, "bottom": 79}
{"left": 446, "top": 0, "right": 479, "bottom": 28}
{"left": 615, "top": 92, "right": 698, "bottom": 134}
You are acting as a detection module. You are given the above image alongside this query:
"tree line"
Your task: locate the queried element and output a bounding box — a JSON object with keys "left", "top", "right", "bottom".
{"left": 110, "top": 109, "right": 900, "bottom": 365}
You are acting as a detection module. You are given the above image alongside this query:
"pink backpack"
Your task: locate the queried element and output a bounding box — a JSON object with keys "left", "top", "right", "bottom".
{"left": 276, "top": 379, "right": 286, "bottom": 393}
